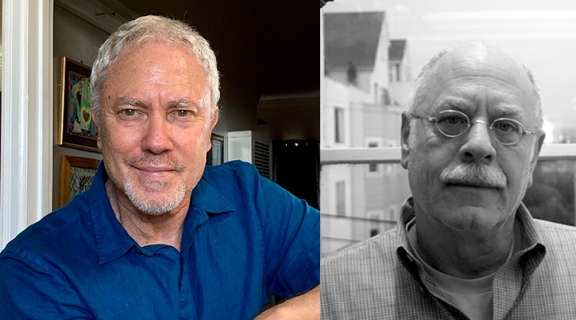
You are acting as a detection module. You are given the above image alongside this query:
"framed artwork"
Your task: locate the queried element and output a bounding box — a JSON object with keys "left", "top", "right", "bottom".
{"left": 207, "top": 133, "right": 225, "bottom": 166}
{"left": 58, "top": 56, "right": 99, "bottom": 152}
{"left": 60, "top": 155, "right": 101, "bottom": 207}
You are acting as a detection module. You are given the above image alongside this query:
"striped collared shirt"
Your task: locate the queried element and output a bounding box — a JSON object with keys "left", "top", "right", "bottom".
{"left": 321, "top": 198, "right": 576, "bottom": 319}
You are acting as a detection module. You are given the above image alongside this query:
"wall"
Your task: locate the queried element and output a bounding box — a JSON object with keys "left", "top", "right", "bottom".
{"left": 256, "top": 97, "right": 320, "bottom": 142}
{"left": 52, "top": 5, "right": 108, "bottom": 210}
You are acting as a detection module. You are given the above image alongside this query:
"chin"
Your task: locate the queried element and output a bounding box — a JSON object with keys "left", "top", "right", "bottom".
{"left": 124, "top": 180, "right": 188, "bottom": 215}
{"left": 440, "top": 206, "right": 505, "bottom": 231}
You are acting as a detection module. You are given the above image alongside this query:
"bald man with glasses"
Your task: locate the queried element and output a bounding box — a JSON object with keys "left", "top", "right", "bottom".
{"left": 321, "top": 43, "right": 576, "bottom": 319}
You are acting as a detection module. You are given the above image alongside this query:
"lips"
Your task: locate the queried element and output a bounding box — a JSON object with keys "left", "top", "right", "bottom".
{"left": 136, "top": 166, "right": 175, "bottom": 173}
{"left": 131, "top": 165, "right": 177, "bottom": 180}
{"left": 445, "top": 181, "right": 503, "bottom": 189}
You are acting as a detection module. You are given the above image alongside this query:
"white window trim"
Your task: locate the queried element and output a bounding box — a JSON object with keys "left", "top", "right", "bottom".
{"left": 1, "top": 0, "right": 54, "bottom": 249}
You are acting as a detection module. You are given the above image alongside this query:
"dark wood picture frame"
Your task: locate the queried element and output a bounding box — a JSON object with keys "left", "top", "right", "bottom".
{"left": 60, "top": 155, "right": 101, "bottom": 207}
{"left": 58, "top": 57, "right": 99, "bottom": 152}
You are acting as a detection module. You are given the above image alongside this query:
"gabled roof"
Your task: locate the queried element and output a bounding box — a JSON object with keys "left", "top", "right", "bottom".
{"left": 324, "top": 12, "right": 385, "bottom": 70}
{"left": 389, "top": 39, "right": 406, "bottom": 62}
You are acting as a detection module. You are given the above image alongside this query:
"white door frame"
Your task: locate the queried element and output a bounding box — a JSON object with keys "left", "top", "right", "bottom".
{"left": 1, "top": 0, "right": 54, "bottom": 249}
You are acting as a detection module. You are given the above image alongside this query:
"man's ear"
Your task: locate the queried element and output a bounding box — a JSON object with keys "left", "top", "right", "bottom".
{"left": 206, "top": 108, "right": 219, "bottom": 152}
{"left": 527, "top": 131, "right": 546, "bottom": 187}
{"left": 210, "top": 108, "right": 219, "bottom": 131}
{"left": 400, "top": 111, "right": 412, "bottom": 169}
{"left": 92, "top": 111, "right": 102, "bottom": 149}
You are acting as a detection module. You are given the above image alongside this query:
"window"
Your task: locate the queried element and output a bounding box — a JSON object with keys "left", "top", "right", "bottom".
{"left": 336, "top": 181, "right": 346, "bottom": 217}
{"left": 382, "top": 88, "right": 391, "bottom": 105}
{"left": 368, "top": 141, "right": 379, "bottom": 172}
{"left": 335, "top": 107, "right": 345, "bottom": 143}
{"left": 368, "top": 212, "right": 382, "bottom": 237}
{"left": 347, "top": 62, "right": 357, "bottom": 85}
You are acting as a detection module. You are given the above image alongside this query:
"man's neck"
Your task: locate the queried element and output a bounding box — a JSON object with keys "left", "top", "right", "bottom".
{"left": 411, "top": 214, "right": 518, "bottom": 279}
{"left": 105, "top": 180, "right": 188, "bottom": 251}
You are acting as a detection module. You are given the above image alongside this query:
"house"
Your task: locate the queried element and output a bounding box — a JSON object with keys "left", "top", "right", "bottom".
{"left": 321, "top": 11, "right": 411, "bottom": 255}
{"left": 324, "top": 12, "right": 390, "bottom": 106}
{"left": 388, "top": 39, "right": 412, "bottom": 107}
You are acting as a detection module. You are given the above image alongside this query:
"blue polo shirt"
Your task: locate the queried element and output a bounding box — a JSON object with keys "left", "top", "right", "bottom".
{"left": 0, "top": 160, "right": 320, "bottom": 319}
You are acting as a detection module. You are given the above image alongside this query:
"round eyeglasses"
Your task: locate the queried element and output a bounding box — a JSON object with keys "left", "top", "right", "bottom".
{"left": 412, "top": 110, "right": 537, "bottom": 146}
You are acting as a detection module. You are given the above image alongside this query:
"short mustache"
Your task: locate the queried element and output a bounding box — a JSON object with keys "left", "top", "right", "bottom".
{"left": 439, "top": 164, "right": 507, "bottom": 189}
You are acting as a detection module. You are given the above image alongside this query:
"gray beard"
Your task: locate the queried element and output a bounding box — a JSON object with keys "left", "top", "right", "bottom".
{"left": 123, "top": 179, "right": 187, "bottom": 215}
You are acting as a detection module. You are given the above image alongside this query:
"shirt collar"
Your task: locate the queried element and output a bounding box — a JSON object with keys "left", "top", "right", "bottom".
{"left": 395, "top": 197, "right": 546, "bottom": 267}
{"left": 89, "top": 162, "right": 236, "bottom": 265}
{"left": 395, "top": 197, "right": 546, "bottom": 291}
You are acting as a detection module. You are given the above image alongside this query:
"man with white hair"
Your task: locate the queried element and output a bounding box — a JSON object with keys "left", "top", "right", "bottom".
{"left": 321, "top": 43, "right": 576, "bottom": 319}
{"left": 0, "top": 15, "right": 319, "bottom": 319}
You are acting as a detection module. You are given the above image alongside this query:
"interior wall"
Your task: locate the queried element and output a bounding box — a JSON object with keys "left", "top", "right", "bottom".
{"left": 52, "top": 5, "right": 108, "bottom": 211}
{"left": 256, "top": 97, "right": 320, "bottom": 141}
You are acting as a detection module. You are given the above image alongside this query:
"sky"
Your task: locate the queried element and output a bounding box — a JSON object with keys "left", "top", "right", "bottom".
{"left": 323, "top": 0, "right": 576, "bottom": 142}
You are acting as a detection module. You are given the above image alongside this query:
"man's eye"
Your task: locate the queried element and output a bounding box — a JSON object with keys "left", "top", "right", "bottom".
{"left": 494, "top": 120, "right": 519, "bottom": 133}
{"left": 440, "top": 115, "right": 467, "bottom": 125}
{"left": 122, "top": 109, "right": 136, "bottom": 116}
{"left": 176, "top": 110, "right": 190, "bottom": 117}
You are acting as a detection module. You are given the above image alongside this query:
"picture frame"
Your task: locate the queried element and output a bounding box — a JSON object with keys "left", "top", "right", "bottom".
{"left": 207, "top": 133, "right": 225, "bottom": 166}
{"left": 58, "top": 56, "right": 99, "bottom": 152}
{"left": 60, "top": 155, "right": 101, "bottom": 207}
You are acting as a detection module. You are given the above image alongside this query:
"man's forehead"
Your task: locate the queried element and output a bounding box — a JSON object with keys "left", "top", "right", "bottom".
{"left": 436, "top": 44, "right": 528, "bottom": 81}
{"left": 418, "top": 44, "right": 540, "bottom": 121}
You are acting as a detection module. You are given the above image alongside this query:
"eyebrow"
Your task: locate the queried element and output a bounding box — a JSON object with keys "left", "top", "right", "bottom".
{"left": 167, "top": 99, "right": 199, "bottom": 109}
{"left": 433, "top": 98, "right": 526, "bottom": 119}
{"left": 114, "top": 96, "right": 148, "bottom": 108}
{"left": 491, "top": 104, "right": 525, "bottom": 119}
{"left": 113, "top": 97, "right": 201, "bottom": 110}
{"left": 432, "top": 97, "right": 468, "bottom": 113}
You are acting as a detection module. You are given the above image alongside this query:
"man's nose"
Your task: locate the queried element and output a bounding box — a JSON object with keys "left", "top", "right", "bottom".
{"left": 458, "top": 120, "right": 496, "bottom": 164}
{"left": 141, "top": 114, "right": 173, "bottom": 154}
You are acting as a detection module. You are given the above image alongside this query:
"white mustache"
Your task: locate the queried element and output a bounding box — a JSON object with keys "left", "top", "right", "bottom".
{"left": 439, "top": 164, "right": 507, "bottom": 189}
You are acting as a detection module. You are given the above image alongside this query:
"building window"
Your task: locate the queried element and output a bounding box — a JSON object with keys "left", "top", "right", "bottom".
{"left": 368, "top": 212, "right": 382, "bottom": 237}
{"left": 335, "top": 107, "right": 345, "bottom": 143}
{"left": 395, "top": 63, "right": 401, "bottom": 81}
{"left": 368, "top": 142, "right": 378, "bottom": 172}
{"left": 347, "top": 62, "right": 357, "bottom": 85}
{"left": 336, "top": 181, "right": 346, "bottom": 217}
{"left": 382, "top": 88, "right": 391, "bottom": 105}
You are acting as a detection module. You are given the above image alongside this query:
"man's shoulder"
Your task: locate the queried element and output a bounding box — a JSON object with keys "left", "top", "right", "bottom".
{"left": 533, "top": 218, "right": 576, "bottom": 244}
{"left": 1, "top": 194, "right": 92, "bottom": 259}
{"left": 322, "top": 227, "right": 401, "bottom": 274}
{"left": 320, "top": 227, "right": 411, "bottom": 317}
{"left": 203, "top": 160, "right": 259, "bottom": 180}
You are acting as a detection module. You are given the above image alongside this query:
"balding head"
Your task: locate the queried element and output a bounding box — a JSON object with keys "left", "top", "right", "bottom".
{"left": 407, "top": 43, "right": 543, "bottom": 130}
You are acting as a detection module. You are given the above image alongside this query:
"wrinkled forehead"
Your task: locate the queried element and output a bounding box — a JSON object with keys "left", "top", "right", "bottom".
{"left": 436, "top": 44, "right": 533, "bottom": 92}
{"left": 430, "top": 44, "right": 538, "bottom": 114}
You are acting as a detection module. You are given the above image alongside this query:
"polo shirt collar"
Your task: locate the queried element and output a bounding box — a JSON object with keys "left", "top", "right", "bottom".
{"left": 89, "top": 162, "right": 235, "bottom": 265}
{"left": 88, "top": 163, "right": 135, "bottom": 265}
